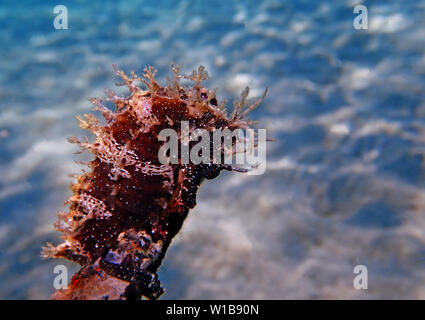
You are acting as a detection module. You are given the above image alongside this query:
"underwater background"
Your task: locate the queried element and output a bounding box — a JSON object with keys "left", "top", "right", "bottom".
{"left": 1, "top": 0, "right": 425, "bottom": 299}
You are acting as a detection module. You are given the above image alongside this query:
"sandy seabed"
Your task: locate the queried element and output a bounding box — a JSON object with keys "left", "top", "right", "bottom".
{"left": 0, "top": 0, "right": 425, "bottom": 299}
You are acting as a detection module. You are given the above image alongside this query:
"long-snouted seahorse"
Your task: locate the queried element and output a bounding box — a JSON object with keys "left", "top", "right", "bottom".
{"left": 42, "top": 64, "right": 267, "bottom": 300}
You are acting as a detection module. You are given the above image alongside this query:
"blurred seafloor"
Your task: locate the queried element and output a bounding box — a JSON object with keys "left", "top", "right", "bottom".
{"left": 1, "top": 0, "right": 425, "bottom": 299}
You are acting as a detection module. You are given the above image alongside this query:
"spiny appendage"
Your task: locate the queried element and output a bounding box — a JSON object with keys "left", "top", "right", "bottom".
{"left": 43, "top": 64, "right": 267, "bottom": 300}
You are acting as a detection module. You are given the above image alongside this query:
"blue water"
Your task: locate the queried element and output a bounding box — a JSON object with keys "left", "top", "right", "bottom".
{"left": 0, "top": 0, "right": 425, "bottom": 299}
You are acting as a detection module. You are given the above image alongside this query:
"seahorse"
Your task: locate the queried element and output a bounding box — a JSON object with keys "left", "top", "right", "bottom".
{"left": 42, "top": 64, "right": 267, "bottom": 300}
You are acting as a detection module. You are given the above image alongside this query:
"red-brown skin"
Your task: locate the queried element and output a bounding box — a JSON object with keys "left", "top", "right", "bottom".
{"left": 43, "top": 65, "right": 266, "bottom": 300}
